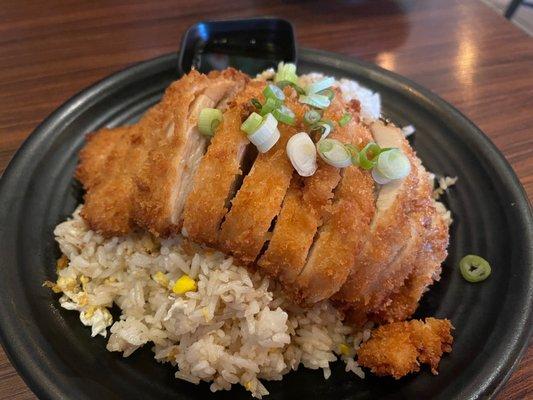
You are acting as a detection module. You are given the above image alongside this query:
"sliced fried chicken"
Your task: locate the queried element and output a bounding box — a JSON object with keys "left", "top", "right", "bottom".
{"left": 181, "top": 80, "right": 273, "bottom": 247}
{"left": 134, "top": 69, "right": 247, "bottom": 236}
{"left": 372, "top": 205, "right": 449, "bottom": 323}
{"left": 257, "top": 92, "right": 356, "bottom": 283}
{"left": 293, "top": 121, "right": 376, "bottom": 304}
{"left": 335, "top": 121, "right": 420, "bottom": 312}
{"left": 218, "top": 87, "right": 306, "bottom": 265}
{"left": 357, "top": 318, "right": 453, "bottom": 379}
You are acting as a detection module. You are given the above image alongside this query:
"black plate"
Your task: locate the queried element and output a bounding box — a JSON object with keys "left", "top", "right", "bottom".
{"left": 0, "top": 49, "right": 531, "bottom": 400}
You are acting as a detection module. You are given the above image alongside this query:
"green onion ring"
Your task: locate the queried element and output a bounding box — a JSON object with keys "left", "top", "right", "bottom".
{"left": 304, "top": 110, "right": 322, "bottom": 125}
{"left": 459, "top": 255, "right": 491, "bottom": 283}
{"left": 241, "top": 112, "right": 264, "bottom": 135}
{"left": 339, "top": 113, "right": 352, "bottom": 127}
{"left": 198, "top": 108, "right": 223, "bottom": 136}
{"left": 263, "top": 84, "right": 285, "bottom": 102}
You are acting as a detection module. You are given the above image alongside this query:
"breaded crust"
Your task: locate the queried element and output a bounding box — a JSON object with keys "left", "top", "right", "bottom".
{"left": 294, "top": 121, "right": 376, "bottom": 304}
{"left": 258, "top": 91, "right": 354, "bottom": 282}
{"left": 134, "top": 69, "right": 246, "bottom": 236}
{"left": 357, "top": 318, "right": 453, "bottom": 379}
{"left": 182, "top": 80, "right": 264, "bottom": 247}
{"left": 218, "top": 87, "right": 305, "bottom": 265}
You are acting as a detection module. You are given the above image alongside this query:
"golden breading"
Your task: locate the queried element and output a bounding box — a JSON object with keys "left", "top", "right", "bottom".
{"left": 218, "top": 87, "right": 306, "bottom": 265}
{"left": 334, "top": 122, "right": 421, "bottom": 311}
{"left": 372, "top": 209, "right": 449, "bottom": 323}
{"left": 258, "top": 91, "right": 354, "bottom": 282}
{"left": 294, "top": 121, "right": 376, "bottom": 304}
{"left": 181, "top": 80, "right": 266, "bottom": 247}
{"left": 133, "top": 69, "right": 247, "bottom": 236}
{"left": 357, "top": 318, "right": 453, "bottom": 379}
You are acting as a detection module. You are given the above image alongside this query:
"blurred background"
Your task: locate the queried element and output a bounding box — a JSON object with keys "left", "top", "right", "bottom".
{"left": 483, "top": 0, "right": 533, "bottom": 34}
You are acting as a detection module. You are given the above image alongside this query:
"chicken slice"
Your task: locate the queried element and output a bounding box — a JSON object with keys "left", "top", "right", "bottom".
{"left": 371, "top": 206, "right": 449, "bottom": 323}
{"left": 218, "top": 86, "right": 307, "bottom": 265}
{"left": 181, "top": 80, "right": 275, "bottom": 247}
{"left": 357, "top": 318, "right": 453, "bottom": 379}
{"left": 293, "top": 122, "right": 376, "bottom": 304}
{"left": 258, "top": 93, "right": 358, "bottom": 283}
{"left": 134, "top": 69, "right": 247, "bottom": 236}
{"left": 335, "top": 121, "right": 419, "bottom": 311}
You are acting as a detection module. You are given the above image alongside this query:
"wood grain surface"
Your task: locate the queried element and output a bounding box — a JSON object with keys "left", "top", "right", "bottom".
{"left": 0, "top": 0, "right": 531, "bottom": 399}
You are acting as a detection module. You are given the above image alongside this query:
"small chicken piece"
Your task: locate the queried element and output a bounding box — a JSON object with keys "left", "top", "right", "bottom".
{"left": 335, "top": 121, "right": 420, "bottom": 311}
{"left": 357, "top": 318, "right": 453, "bottom": 379}
{"left": 294, "top": 121, "right": 376, "bottom": 304}
{"left": 78, "top": 126, "right": 146, "bottom": 235}
{"left": 134, "top": 69, "right": 247, "bottom": 236}
{"left": 182, "top": 80, "right": 268, "bottom": 247}
{"left": 258, "top": 93, "right": 357, "bottom": 283}
{"left": 372, "top": 208, "right": 449, "bottom": 323}
{"left": 218, "top": 86, "right": 306, "bottom": 265}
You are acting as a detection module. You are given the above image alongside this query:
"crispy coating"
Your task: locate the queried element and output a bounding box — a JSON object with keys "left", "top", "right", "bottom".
{"left": 134, "top": 69, "right": 247, "bottom": 236}
{"left": 335, "top": 122, "right": 421, "bottom": 310}
{"left": 77, "top": 126, "right": 146, "bottom": 236}
{"left": 258, "top": 90, "right": 353, "bottom": 282}
{"left": 357, "top": 318, "right": 453, "bottom": 379}
{"left": 182, "top": 80, "right": 266, "bottom": 247}
{"left": 218, "top": 87, "right": 305, "bottom": 265}
{"left": 372, "top": 207, "right": 449, "bottom": 323}
{"left": 294, "top": 121, "right": 376, "bottom": 304}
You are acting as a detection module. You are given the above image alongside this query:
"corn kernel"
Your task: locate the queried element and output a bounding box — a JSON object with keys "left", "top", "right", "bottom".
{"left": 339, "top": 343, "right": 351, "bottom": 356}
{"left": 56, "top": 255, "right": 68, "bottom": 270}
{"left": 172, "top": 275, "right": 197, "bottom": 295}
{"left": 153, "top": 271, "right": 170, "bottom": 288}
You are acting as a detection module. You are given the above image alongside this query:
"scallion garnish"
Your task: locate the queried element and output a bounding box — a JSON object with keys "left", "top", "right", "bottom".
{"left": 338, "top": 113, "right": 352, "bottom": 127}
{"left": 198, "top": 108, "right": 223, "bottom": 136}
{"left": 274, "top": 62, "right": 298, "bottom": 85}
{"left": 375, "top": 148, "right": 411, "bottom": 180}
{"left": 250, "top": 98, "right": 262, "bottom": 109}
{"left": 371, "top": 168, "right": 392, "bottom": 185}
{"left": 286, "top": 132, "right": 318, "bottom": 177}
{"left": 317, "top": 138, "right": 352, "bottom": 168}
{"left": 306, "top": 77, "right": 335, "bottom": 94}
{"left": 277, "top": 80, "right": 306, "bottom": 95}
{"left": 241, "top": 112, "right": 263, "bottom": 135}
{"left": 304, "top": 110, "right": 322, "bottom": 125}
{"left": 272, "top": 105, "right": 296, "bottom": 125}
{"left": 247, "top": 113, "right": 280, "bottom": 153}
{"left": 263, "top": 84, "right": 285, "bottom": 102}
{"left": 317, "top": 88, "right": 335, "bottom": 101}
{"left": 260, "top": 98, "right": 278, "bottom": 116}
{"left": 358, "top": 142, "right": 383, "bottom": 169}
{"left": 459, "top": 255, "right": 491, "bottom": 283}
{"left": 299, "top": 93, "right": 331, "bottom": 109}
{"left": 344, "top": 143, "right": 359, "bottom": 165}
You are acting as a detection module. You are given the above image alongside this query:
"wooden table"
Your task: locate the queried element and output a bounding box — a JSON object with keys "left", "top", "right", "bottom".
{"left": 0, "top": 0, "right": 531, "bottom": 398}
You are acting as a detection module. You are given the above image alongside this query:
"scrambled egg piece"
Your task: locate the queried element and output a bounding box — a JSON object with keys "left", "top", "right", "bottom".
{"left": 357, "top": 318, "right": 453, "bottom": 379}
{"left": 172, "top": 275, "right": 197, "bottom": 295}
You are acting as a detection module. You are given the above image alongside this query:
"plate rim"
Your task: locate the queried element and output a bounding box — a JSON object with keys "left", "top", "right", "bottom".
{"left": 0, "top": 48, "right": 531, "bottom": 400}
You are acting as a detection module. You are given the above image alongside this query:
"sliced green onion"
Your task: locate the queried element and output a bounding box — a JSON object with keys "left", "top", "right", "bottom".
{"left": 198, "top": 108, "right": 223, "bottom": 136}
{"left": 277, "top": 80, "right": 306, "bottom": 95}
{"left": 250, "top": 98, "right": 262, "bottom": 109}
{"left": 248, "top": 113, "right": 280, "bottom": 153}
{"left": 317, "top": 139, "right": 352, "bottom": 168}
{"left": 358, "top": 142, "right": 383, "bottom": 170}
{"left": 272, "top": 105, "right": 295, "bottom": 125}
{"left": 260, "top": 98, "right": 278, "bottom": 116}
{"left": 299, "top": 93, "right": 331, "bottom": 109}
{"left": 263, "top": 84, "right": 285, "bottom": 102}
{"left": 371, "top": 168, "right": 392, "bottom": 185}
{"left": 304, "top": 110, "right": 322, "bottom": 125}
{"left": 241, "top": 112, "right": 263, "bottom": 135}
{"left": 338, "top": 113, "right": 352, "bottom": 127}
{"left": 459, "top": 255, "right": 491, "bottom": 283}
{"left": 317, "top": 88, "right": 335, "bottom": 101}
{"left": 286, "top": 132, "right": 318, "bottom": 177}
{"left": 344, "top": 144, "right": 360, "bottom": 165}
{"left": 274, "top": 62, "right": 298, "bottom": 85}
{"left": 307, "top": 77, "right": 335, "bottom": 94}
{"left": 376, "top": 148, "right": 411, "bottom": 180}
{"left": 314, "top": 122, "right": 332, "bottom": 140}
